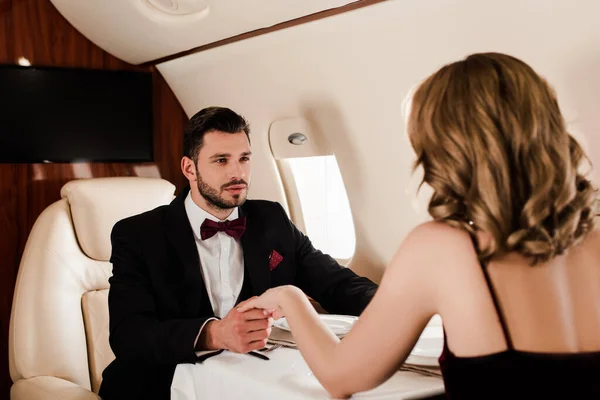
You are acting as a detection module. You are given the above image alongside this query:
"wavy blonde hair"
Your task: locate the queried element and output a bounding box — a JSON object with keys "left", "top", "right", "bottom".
{"left": 407, "top": 52, "right": 597, "bottom": 264}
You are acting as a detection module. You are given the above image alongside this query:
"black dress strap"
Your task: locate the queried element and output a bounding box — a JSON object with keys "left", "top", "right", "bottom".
{"left": 467, "top": 231, "right": 515, "bottom": 350}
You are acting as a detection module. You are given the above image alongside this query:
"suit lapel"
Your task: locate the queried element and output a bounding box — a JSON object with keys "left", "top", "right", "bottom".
{"left": 165, "top": 186, "right": 211, "bottom": 317}
{"left": 240, "top": 203, "right": 271, "bottom": 296}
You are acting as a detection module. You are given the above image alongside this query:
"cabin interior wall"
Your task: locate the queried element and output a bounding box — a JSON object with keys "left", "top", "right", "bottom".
{"left": 158, "top": 0, "right": 600, "bottom": 282}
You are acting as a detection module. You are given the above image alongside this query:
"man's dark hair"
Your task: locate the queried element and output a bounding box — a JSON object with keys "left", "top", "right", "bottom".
{"left": 183, "top": 107, "right": 250, "bottom": 161}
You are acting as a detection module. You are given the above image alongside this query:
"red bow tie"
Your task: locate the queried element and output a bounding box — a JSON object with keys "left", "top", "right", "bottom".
{"left": 200, "top": 217, "right": 246, "bottom": 240}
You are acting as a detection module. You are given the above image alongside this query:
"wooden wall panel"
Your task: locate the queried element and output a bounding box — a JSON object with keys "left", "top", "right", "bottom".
{"left": 0, "top": 1, "right": 188, "bottom": 398}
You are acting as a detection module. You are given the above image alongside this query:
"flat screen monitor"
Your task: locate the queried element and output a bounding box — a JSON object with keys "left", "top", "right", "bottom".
{"left": 0, "top": 64, "right": 154, "bottom": 163}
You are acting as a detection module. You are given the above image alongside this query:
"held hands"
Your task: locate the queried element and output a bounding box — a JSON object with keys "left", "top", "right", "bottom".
{"left": 204, "top": 287, "right": 305, "bottom": 353}
{"left": 207, "top": 297, "right": 274, "bottom": 353}
{"left": 237, "top": 285, "right": 303, "bottom": 319}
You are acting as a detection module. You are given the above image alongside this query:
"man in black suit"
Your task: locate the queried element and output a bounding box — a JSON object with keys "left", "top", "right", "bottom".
{"left": 99, "top": 107, "right": 378, "bottom": 399}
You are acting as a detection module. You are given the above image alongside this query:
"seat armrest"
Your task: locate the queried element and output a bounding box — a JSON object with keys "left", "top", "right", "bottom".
{"left": 11, "top": 376, "right": 100, "bottom": 400}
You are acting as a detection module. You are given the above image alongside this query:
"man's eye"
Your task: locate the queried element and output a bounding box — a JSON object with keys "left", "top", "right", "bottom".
{"left": 216, "top": 158, "right": 227, "bottom": 163}
{"left": 240, "top": 157, "right": 250, "bottom": 162}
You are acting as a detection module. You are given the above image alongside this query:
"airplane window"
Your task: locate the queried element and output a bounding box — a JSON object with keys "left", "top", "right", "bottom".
{"left": 285, "top": 155, "right": 355, "bottom": 260}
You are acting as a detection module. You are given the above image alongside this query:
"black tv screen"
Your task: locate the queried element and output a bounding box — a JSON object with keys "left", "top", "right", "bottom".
{"left": 0, "top": 65, "right": 153, "bottom": 163}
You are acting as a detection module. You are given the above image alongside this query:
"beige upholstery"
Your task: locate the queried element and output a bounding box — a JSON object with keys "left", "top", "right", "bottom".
{"left": 82, "top": 290, "right": 111, "bottom": 394}
{"left": 9, "top": 177, "right": 176, "bottom": 399}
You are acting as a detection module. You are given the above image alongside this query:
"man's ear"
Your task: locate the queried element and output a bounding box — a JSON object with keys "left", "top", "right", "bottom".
{"left": 181, "top": 156, "right": 197, "bottom": 181}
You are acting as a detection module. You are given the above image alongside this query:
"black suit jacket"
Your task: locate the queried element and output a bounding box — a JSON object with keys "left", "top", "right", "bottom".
{"left": 99, "top": 186, "right": 377, "bottom": 400}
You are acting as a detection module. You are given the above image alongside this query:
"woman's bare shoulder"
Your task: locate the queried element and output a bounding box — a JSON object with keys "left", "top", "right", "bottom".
{"left": 403, "top": 221, "right": 475, "bottom": 253}
{"left": 392, "top": 221, "right": 478, "bottom": 277}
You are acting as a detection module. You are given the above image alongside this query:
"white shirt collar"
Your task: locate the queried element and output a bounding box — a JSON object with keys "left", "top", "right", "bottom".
{"left": 184, "top": 191, "right": 239, "bottom": 240}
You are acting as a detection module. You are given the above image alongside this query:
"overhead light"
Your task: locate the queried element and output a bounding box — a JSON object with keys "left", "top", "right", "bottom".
{"left": 144, "top": 0, "right": 209, "bottom": 15}
{"left": 17, "top": 57, "right": 31, "bottom": 66}
{"left": 137, "top": 0, "right": 210, "bottom": 22}
{"left": 288, "top": 132, "right": 308, "bottom": 145}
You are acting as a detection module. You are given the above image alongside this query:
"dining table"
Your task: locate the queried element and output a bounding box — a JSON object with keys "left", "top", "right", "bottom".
{"left": 171, "top": 346, "right": 445, "bottom": 399}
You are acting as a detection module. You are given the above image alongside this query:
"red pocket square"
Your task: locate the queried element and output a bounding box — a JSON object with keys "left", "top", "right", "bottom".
{"left": 269, "top": 250, "right": 283, "bottom": 271}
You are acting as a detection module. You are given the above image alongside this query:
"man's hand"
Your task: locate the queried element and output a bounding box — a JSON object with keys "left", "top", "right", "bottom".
{"left": 202, "top": 297, "right": 273, "bottom": 353}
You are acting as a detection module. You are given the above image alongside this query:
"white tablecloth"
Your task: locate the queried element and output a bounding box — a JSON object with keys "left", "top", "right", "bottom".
{"left": 171, "top": 348, "right": 444, "bottom": 400}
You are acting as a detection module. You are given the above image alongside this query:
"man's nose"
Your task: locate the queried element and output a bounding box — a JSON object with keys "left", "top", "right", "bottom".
{"left": 228, "top": 161, "right": 245, "bottom": 179}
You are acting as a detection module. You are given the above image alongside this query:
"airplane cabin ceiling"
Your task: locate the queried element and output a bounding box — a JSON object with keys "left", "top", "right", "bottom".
{"left": 49, "top": 0, "right": 358, "bottom": 65}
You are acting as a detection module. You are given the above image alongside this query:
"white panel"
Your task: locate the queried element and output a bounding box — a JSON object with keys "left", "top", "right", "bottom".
{"left": 269, "top": 117, "right": 333, "bottom": 160}
{"left": 158, "top": 0, "right": 600, "bottom": 281}
{"left": 49, "top": 0, "right": 358, "bottom": 64}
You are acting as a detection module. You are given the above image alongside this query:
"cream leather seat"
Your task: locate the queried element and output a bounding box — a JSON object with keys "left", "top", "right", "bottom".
{"left": 9, "top": 177, "right": 176, "bottom": 399}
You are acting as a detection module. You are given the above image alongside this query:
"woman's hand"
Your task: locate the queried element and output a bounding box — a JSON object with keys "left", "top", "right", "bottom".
{"left": 237, "top": 285, "right": 303, "bottom": 319}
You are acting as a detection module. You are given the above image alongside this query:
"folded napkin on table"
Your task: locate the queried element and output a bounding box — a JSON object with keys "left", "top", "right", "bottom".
{"left": 267, "top": 326, "right": 298, "bottom": 348}
{"left": 399, "top": 364, "right": 442, "bottom": 377}
{"left": 268, "top": 326, "right": 349, "bottom": 348}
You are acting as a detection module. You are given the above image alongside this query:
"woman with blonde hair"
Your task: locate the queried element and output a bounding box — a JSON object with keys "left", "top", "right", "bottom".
{"left": 240, "top": 53, "right": 600, "bottom": 398}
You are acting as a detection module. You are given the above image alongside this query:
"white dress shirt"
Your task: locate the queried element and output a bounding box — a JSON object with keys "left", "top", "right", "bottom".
{"left": 184, "top": 192, "right": 245, "bottom": 351}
